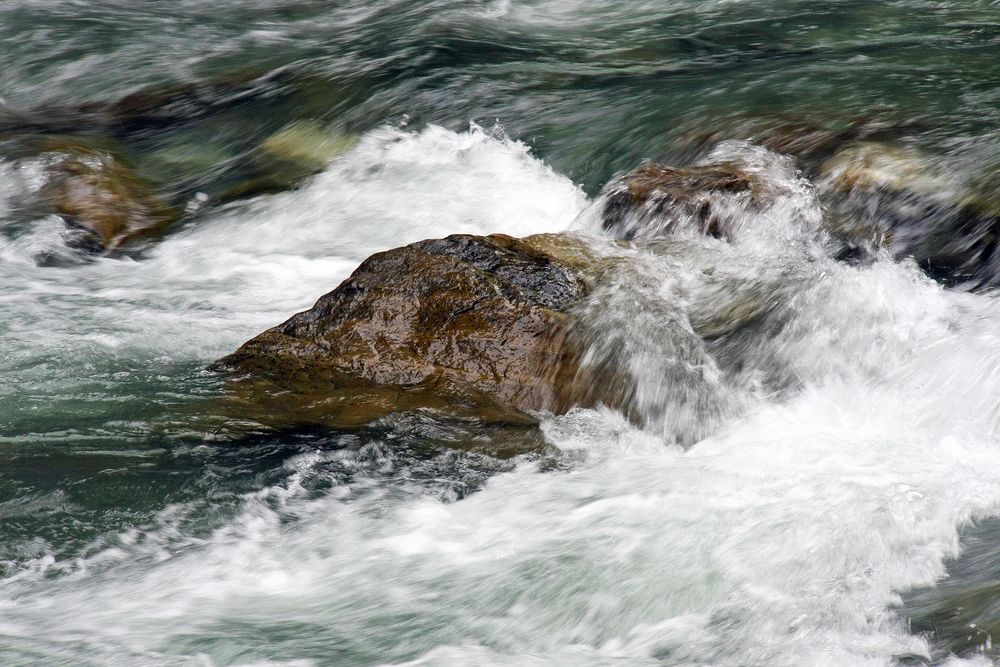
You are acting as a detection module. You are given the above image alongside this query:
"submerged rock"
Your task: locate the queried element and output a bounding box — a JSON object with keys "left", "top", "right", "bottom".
{"left": 259, "top": 120, "right": 357, "bottom": 172}
{"left": 35, "top": 138, "right": 180, "bottom": 251}
{"left": 671, "top": 112, "right": 921, "bottom": 173}
{"left": 218, "top": 120, "right": 357, "bottom": 202}
{"left": 0, "top": 68, "right": 297, "bottom": 137}
{"left": 818, "top": 142, "right": 1000, "bottom": 287}
{"left": 212, "top": 233, "right": 596, "bottom": 430}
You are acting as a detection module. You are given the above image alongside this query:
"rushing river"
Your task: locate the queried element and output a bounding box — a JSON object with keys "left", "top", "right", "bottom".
{"left": 4, "top": 1, "right": 1000, "bottom": 665}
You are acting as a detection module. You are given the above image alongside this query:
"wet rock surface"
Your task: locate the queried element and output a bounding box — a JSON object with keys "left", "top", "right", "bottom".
{"left": 1, "top": 69, "right": 365, "bottom": 215}
{"left": 212, "top": 233, "right": 595, "bottom": 430}
{"left": 818, "top": 142, "right": 1000, "bottom": 287}
{"left": 600, "top": 161, "right": 762, "bottom": 241}
{"left": 34, "top": 137, "right": 180, "bottom": 252}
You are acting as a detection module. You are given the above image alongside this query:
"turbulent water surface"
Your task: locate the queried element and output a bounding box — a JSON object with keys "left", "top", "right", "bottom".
{"left": 4, "top": 1, "right": 1000, "bottom": 665}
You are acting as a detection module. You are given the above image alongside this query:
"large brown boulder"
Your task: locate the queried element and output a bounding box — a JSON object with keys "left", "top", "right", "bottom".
{"left": 212, "top": 233, "right": 597, "bottom": 429}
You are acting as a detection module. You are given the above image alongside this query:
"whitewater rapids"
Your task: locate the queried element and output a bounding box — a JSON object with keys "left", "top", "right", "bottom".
{"left": 2, "top": 125, "right": 1000, "bottom": 667}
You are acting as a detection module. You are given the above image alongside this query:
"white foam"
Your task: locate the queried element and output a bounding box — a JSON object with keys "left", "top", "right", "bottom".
{"left": 3, "top": 133, "right": 1000, "bottom": 666}
{"left": 4, "top": 282, "right": 1000, "bottom": 666}
{"left": 0, "top": 124, "right": 587, "bottom": 395}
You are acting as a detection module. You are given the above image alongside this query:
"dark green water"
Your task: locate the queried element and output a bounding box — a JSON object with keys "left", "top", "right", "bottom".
{"left": 4, "top": 2, "right": 1000, "bottom": 665}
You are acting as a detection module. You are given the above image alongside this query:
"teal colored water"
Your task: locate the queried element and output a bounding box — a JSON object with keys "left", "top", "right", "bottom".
{"left": 4, "top": 2, "right": 1000, "bottom": 665}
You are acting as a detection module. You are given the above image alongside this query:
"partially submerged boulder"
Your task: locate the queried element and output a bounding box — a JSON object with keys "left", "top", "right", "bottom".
{"left": 209, "top": 226, "right": 804, "bottom": 442}
{"left": 212, "top": 233, "right": 596, "bottom": 430}
{"left": 36, "top": 138, "right": 180, "bottom": 251}
{"left": 600, "top": 161, "right": 764, "bottom": 241}
{"left": 818, "top": 142, "right": 1000, "bottom": 286}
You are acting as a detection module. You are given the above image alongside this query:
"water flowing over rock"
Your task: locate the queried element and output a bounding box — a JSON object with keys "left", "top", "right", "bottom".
{"left": 597, "top": 143, "right": 821, "bottom": 248}
{"left": 13, "top": 3, "right": 1000, "bottom": 664}
{"left": 600, "top": 161, "right": 761, "bottom": 241}
{"left": 209, "top": 143, "right": 845, "bottom": 440}
{"left": 36, "top": 137, "right": 180, "bottom": 251}
{"left": 671, "top": 113, "right": 923, "bottom": 173}
{"left": 818, "top": 142, "right": 1000, "bottom": 287}
{"left": 212, "top": 233, "right": 598, "bottom": 430}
